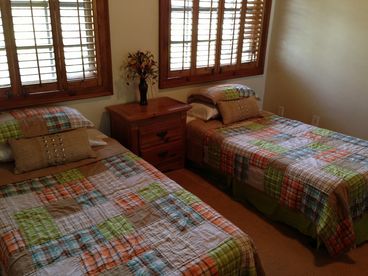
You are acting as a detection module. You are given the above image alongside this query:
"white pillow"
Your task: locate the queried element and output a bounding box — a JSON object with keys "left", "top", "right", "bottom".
{"left": 86, "top": 129, "right": 108, "bottom": 146}
{"left": 0, "top": 143, "right": 13, "bottom": 162}
{"left": 187, "top": 103, "right": 219, "bottom": 121}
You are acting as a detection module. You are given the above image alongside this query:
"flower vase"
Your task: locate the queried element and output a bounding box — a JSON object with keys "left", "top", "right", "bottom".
{"left": 138, "top": 78, "right": 148, "bottom": 105}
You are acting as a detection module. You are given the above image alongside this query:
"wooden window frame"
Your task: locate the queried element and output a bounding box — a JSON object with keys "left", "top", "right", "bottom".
{"left": 0, "top": 0, "right": 112, "bottom": 110}
{"left": 159, "top": 0, "right": 272, "bottom": 89}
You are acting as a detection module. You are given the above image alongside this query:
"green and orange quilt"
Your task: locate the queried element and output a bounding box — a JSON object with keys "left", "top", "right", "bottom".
{"left": 0, "top": 149, "right": 262, "bottom": 275}
{"left": 203, "top": 114, "right": 368, "bottom": 256}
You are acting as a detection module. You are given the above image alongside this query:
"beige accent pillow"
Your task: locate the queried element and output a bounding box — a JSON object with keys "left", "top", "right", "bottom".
{"left": 0, "top": 128, "right": 106, "bottom": 163}
{"left": 218, "top": 96, "right": 260, "bottom": 124}
{"left": 9, "top": 128, "right": 96, "bottom": 174}
{"left": 187, "top": 103, "right": 219, "bottom": 121}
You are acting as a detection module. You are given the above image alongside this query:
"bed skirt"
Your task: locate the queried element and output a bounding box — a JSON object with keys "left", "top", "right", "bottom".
{"left": 188, "top": 161, "right": 368, "bottom": 248}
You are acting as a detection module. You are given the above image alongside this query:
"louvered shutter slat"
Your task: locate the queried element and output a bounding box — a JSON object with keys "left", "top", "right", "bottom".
{"left": 170, "top": 0, "right": 193, "bottom": 71}
{"left": 242, "top": 0, "right": 264, "bottom": 63}
{"left": 60, "top": 0, "right": 97, "bottom": 81}
{"left": 0, "top": 10, "right": 10, "bottom": 88}
{"left": 196, "top": 0, "right": 218, "bottom": 68}
{"left": 220, "top": 0, "right": 242, "bottom": 66}
{"left": 11, "top": 0, "right": 57, "bottom": 85}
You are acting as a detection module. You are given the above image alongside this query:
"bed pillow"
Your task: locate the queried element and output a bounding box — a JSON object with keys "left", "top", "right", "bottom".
{"left": 0, "top": 106, "right": 94, "bottom": 144}
{"left": 86, "top": 128, "right": 108, "bottom": 146}
{"left": 188, "top": 84, "right": 257, "bottom": 105}
{"left": 187, "top": 103, "right": 219, "bottom": 121}
{"left": 9, "top": 128, "right": 96, "bottom": 174}
{"left": 217, "top": 96, "right": 260, "bottom": 124}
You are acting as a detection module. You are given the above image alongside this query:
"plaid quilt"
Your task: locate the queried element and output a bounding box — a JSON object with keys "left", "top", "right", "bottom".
{"left": 0, "top": 151, "right": 261, "bottom": 275}
{"left": 203, "top": 114, "right": 368, "bottom": 256}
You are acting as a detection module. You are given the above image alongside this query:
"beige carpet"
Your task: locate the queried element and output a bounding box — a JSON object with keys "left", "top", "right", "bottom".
{"left": 166, "top": 169, "right": 368, "bottom": 276}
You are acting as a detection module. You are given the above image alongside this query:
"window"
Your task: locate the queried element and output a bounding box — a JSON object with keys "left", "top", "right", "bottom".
{"left": 0, "top": 0, "right": 112, "bottom": 109}
{"left": 159, "top": 0, "right": 272, "bottom": 88}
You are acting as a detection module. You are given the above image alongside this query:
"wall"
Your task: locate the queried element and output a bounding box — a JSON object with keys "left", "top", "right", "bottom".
{"left": 64, "top": 0, "right": 269, "bottom": 134}
{"left": 264, "top": 0, "right": 368, "bottom": 139}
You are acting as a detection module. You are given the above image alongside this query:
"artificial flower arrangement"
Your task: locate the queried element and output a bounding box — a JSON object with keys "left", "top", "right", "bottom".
{"left": 124, "top": 50, "right": 158, "bottom": 105}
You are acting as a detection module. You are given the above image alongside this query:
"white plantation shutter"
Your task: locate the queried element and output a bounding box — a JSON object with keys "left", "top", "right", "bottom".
{"left": 170, "top": 0, "right": 193, "bottom": 71}
{"left": 160, "top": 0, "right": 271, "bottom": 88}
{"left": 0, "top": 10, "right": 10, "bottom": 88}
{"left": 11, "top": 0, "right": 57, "bottom": 85}
{"left": 60, "top": 0, "right": 97, "bottom": 80}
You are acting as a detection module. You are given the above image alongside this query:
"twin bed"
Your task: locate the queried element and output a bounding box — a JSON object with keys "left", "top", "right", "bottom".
{"left": 187, "top": 111, "right": 368, "bottom": 256}
{"left": 0, "top": 106, "right": 263, "bottom": 275}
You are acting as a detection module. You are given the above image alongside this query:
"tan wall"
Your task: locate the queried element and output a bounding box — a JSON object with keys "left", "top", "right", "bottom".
{"left": 264, "top": 0, "right": 368, "bottom": 139}
{"left": 63, "top": 0, "right": 268, "bottom": 134}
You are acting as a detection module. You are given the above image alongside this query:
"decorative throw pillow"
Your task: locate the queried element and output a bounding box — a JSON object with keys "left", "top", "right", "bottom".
{"left": 0, "top": 106, "right": 94, "bottom": 144}
{"left": 187, "top": 103, "right": 219, "bottom": 121}
{"left": 9, "top": 128, "right": 96, "bottom": 174}
{"left": 0, "top": 128, "right": 106, "bottom": 163}
{"left": 217, "top": 96, "right": 260, "bottom": 125}
{"left": 188, "top": 84, "right": 257, "bottom": 105}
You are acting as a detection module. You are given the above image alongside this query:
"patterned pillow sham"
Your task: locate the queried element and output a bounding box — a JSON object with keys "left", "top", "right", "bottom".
{"left": 0, "top": 106, "right": 94, "bottom": 144}
{"left": 187, "top": 83, "right": 257, "bottom": 105}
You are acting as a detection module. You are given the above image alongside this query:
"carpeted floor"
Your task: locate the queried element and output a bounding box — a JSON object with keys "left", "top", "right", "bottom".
{"left": 166, "top": 169, "right": 368, "bottom": 276}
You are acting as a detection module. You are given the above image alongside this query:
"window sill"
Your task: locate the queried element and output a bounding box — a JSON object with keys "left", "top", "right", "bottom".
{"left": 0, "top": 89, "right": 113, "bottom": 111}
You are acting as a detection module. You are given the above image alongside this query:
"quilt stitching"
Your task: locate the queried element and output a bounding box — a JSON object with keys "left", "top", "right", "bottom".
{"left": 0, "top": 152, "right": 262, "bottom": 275}
{"left": 14, "top": 207, "right": 61, "bottom": 247}
{"left": 154, "top": 195, "right": 203, "bottom": 231}
{"left": 202, "top": 114, "right": 368, "bottom": 255}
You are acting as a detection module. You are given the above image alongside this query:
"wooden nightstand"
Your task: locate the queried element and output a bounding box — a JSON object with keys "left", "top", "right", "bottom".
{"left": 106, "top": 97, "right": 191, "bottom": 172}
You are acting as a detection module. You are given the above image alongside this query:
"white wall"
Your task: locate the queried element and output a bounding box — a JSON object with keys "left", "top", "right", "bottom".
{"left": 63, "top": 0, "right": 269, "bottom": 134}
{"left": 264, "top": 0, "right": 368, "bottom": 139}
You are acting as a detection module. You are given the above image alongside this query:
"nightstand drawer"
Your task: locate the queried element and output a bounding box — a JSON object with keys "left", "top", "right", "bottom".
{"left": 139, "top": 119, "right": 182, "bottom": 149}
{"left": 107, "top": 97, "right": 191, "bottom": 172}
{"left": 140, "top": 141, "right": 183, "bottom": 167}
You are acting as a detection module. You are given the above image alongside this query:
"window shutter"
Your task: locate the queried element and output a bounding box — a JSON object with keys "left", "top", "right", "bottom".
{"left": 241, "top": 0, "right": 264, "bottom": 63}
{"left": 160, "top": 0, "right": 271, "bottom": 88}
{"left": 196, "top": 0, "right": 219, "bottom": 69}
{"left": 220, "top": 0, "right": 242, "bottom": 66}
{"left": 10, "top": 0, "right": 57, "bottom": 86}
{"left": 0, "top": 0, "right": 112, "bottom": 110}
{"left": 0, "top": 10, "right": 10, "bottom": 89}
{"left": 59, "top": 0, "right": 97, "bottom": 81}
{"left": 169, "top": 0, "right": 193, "bottom": 71}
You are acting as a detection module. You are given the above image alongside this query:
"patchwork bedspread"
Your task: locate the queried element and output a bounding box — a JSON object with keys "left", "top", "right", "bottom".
{"left": 203, "top": 114, "right": 368, "bottom": 256}
{"left": 0, "top": 147, "right": 262, "bottom": 275}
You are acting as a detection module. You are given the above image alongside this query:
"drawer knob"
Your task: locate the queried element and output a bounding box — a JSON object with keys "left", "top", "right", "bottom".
{"left": 158, "top": 150, "right": 169, "bottom": 158}
{"left": 156, "top": 130, "right": 168, "bottom": 139}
